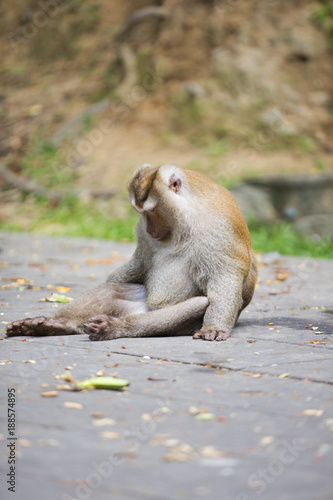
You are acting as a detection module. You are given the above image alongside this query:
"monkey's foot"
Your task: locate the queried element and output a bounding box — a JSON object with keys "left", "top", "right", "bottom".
{"left": 6, "top": 317, "right": 73, "bottom": 337}
{"left": 193, "top": 329, "right": 229, "bottom": 341}
{"left": 83, "top": 315, "right": 122, "bottom": 341}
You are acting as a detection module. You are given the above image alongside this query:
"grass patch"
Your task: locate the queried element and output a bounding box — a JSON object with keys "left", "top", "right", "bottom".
{"left": 249, "top": 221, "right": 333, "bottom": 259}
{"left": 205, "top": 139, "right": 229, "bottom": 158}
{"left": 314, "top": 0, "right": 333, "bottom": 48}
{"left": 1, "top": 196, "right": 332, "bottom": 259}
{"left": 29, "top": 2, "right": 101, "bottom": 61}
{"left": 21, "top": 141, "right": 77, "bottom": 187}
{"left": 1, "top": 197, "right": 138, "bottom": 242}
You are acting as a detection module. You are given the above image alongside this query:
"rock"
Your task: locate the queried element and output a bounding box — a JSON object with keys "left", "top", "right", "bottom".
{"left": 246, "top": 174, "right": 333, "bottom": 239}
{"left": 250, "top": 174, "right": 333, "bottom": 216}
{"left": 281, "top": 85, "right": 301, "bottom": 102}
{"left": 309, "top": 92, "right": 330, "bottom": 106}
{"left": 295, "top": 214, "right": 333, "bottom": 240}
{"left": 211, "top": 48, "right": 234, "bottom": 79}
{"left": 182, "top": 81, "right": 207, "bottom": 99}
{"left": 260, "top": 251, "right": 282, "bottom": 265}
{"left": 230, "top": 184, "right": 278, "bottom": 224}
{"left": 288, "top": 26, "right": 327, "bottom": 60}
{"left": 260, "top": 107, "right": 298, "bottom": 136}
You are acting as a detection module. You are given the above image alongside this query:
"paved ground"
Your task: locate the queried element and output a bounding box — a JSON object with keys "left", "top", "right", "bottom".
{"left": 0, "top": 231, "right": 332, "bottom": 500}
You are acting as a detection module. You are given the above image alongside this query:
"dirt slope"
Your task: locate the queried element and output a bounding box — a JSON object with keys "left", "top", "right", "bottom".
{"left": 0, "top": 0, "right": 332, "bottom": 199}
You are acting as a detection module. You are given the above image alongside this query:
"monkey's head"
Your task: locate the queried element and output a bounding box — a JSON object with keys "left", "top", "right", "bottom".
{"left": 127, "top": 164, "right": 188, "bottom": 243}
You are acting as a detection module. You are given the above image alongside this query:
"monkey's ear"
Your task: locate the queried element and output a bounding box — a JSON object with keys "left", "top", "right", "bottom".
{"left": 169, "top": 174, "right": 182, "bottom": 193}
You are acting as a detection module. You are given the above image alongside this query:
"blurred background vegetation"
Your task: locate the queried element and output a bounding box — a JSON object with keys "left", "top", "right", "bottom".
{"left": 0, "top": 0, "right": 332, "bottom": 257}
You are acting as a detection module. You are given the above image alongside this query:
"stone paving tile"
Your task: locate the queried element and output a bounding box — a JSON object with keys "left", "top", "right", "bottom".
{"left": 0, "top": 232, "right": 332, "bottom": 500}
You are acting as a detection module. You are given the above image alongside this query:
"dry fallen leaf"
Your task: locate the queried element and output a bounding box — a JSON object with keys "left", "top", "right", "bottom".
{"left": 159, "top": 407, "right": 172, "bottom": 414}
{"left": 149, "top": 434, "right": 174, "bottom": 446}
{"left": 63, "top": 402, "right": 83, "bottom": 410}
{"left": 163, "top": 443, "right": 195, "bottom": 462}
{"left": 56, "top": 286, "right": 71, "bottom": 293}
{"left": 276, "top": 273, "right": 289, "bottom": 281}
{"left": 161, "top": 438, "right": 181, "bottom": 448}
{"left": 259, "top": 436, "right": 275, "bottom": 446}
{"left": 41, "top": 391, "right": 59, "bottom": 398}
{"left": 141, "top": 413, "right": 152, "bottom": 421}
{"left": 199, "top": 446, "right": 224, "bottom": 458}
{"left": 38, "top": 439, "right": 59, "bottom": 447}
{"left": 100, "top": 431, "right": 122, "bottom": 439}
{"left": 56, "top": 384, "right": 72, "bottom": 391}
{"left": 164, "top": 451, "right": 193, "bottom": 462}
{"left": 298, "top": 409, "right": 324, "bottom": 417}
{"left": 307, "top": 339, "right": 330, "bottom": 345}
{"left": 91, "top": 412, "right": 105, "bottom": 418}
{"left": 92, "top": 418, "right": 116, "bottom": 427}
{"left": 18, "top": 439, "right": 31, "bottom": 447}
{"left": 188, "top": 406, "right": 204, "bottom": 416}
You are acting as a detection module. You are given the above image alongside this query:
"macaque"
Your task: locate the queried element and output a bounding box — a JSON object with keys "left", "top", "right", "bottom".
{"left": 6, "top": 164, "right": 257, "bottom": 342}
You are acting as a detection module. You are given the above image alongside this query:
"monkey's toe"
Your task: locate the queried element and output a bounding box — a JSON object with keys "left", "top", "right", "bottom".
{"left": 6, "top": 317, "right": 48, "bottom": 337}
{"left": 193, "top": 329, "right": 229, "bottom": 341}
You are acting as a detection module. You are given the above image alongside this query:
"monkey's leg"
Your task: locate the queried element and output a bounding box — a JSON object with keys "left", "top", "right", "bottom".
{"left": 193, "top": 274, "right": 244, "bottom": 341}
{"left": 6, "top": 283, "right": 147, "bottom": 338}
{"left": 84, "top": 296, "right": 209, "bottom": 341}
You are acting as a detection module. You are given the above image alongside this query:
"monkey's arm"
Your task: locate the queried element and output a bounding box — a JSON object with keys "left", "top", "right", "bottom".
{"left": 194, "top": 271, "right": 244, "bottom": 341}
{"left": 84, "top": 296, "right": 208, "bottom": 341}
{"left": 106, "top": 247, "right": 145, "bottom": 284}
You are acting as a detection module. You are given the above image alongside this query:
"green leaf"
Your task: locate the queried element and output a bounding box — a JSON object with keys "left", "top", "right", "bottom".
{"left": 48, "top": 293, "right": 72, "bottom": 303}
{"left": 78, "top": 376, "right": 129, "bottom": 390}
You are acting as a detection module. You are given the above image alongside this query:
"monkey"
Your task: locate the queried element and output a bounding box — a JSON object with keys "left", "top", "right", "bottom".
{"left": 6, "top": 164, "right": 258, "bottom": 342}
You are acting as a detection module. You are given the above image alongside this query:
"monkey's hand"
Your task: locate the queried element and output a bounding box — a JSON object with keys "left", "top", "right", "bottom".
{"left": 193, "top": 329, "right": 230, "bottom": 341}
{"left": 83, "top": 315, "right": 123, "bottom": 341}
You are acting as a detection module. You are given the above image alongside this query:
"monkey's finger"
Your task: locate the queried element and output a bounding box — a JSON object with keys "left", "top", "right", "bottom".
{"left": 83, "top": 323, "right": 99, "bottom": 334}
{"left": 89, "top": 315, "right": 109, "bottom": 324}
{"left": 31, "top": 316, "right": 47, "bottom": 325}
{"left": 192, "top": 330, "right": 216, "bottom": 341}
{"left": 216, "top": 331, "right": 229, "bottom": 341}
{"left": 206, "top": 330, "right": 218, "bottom": 341}
{"left": 193, "top": 329, "right": 229, "bottom": 341}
